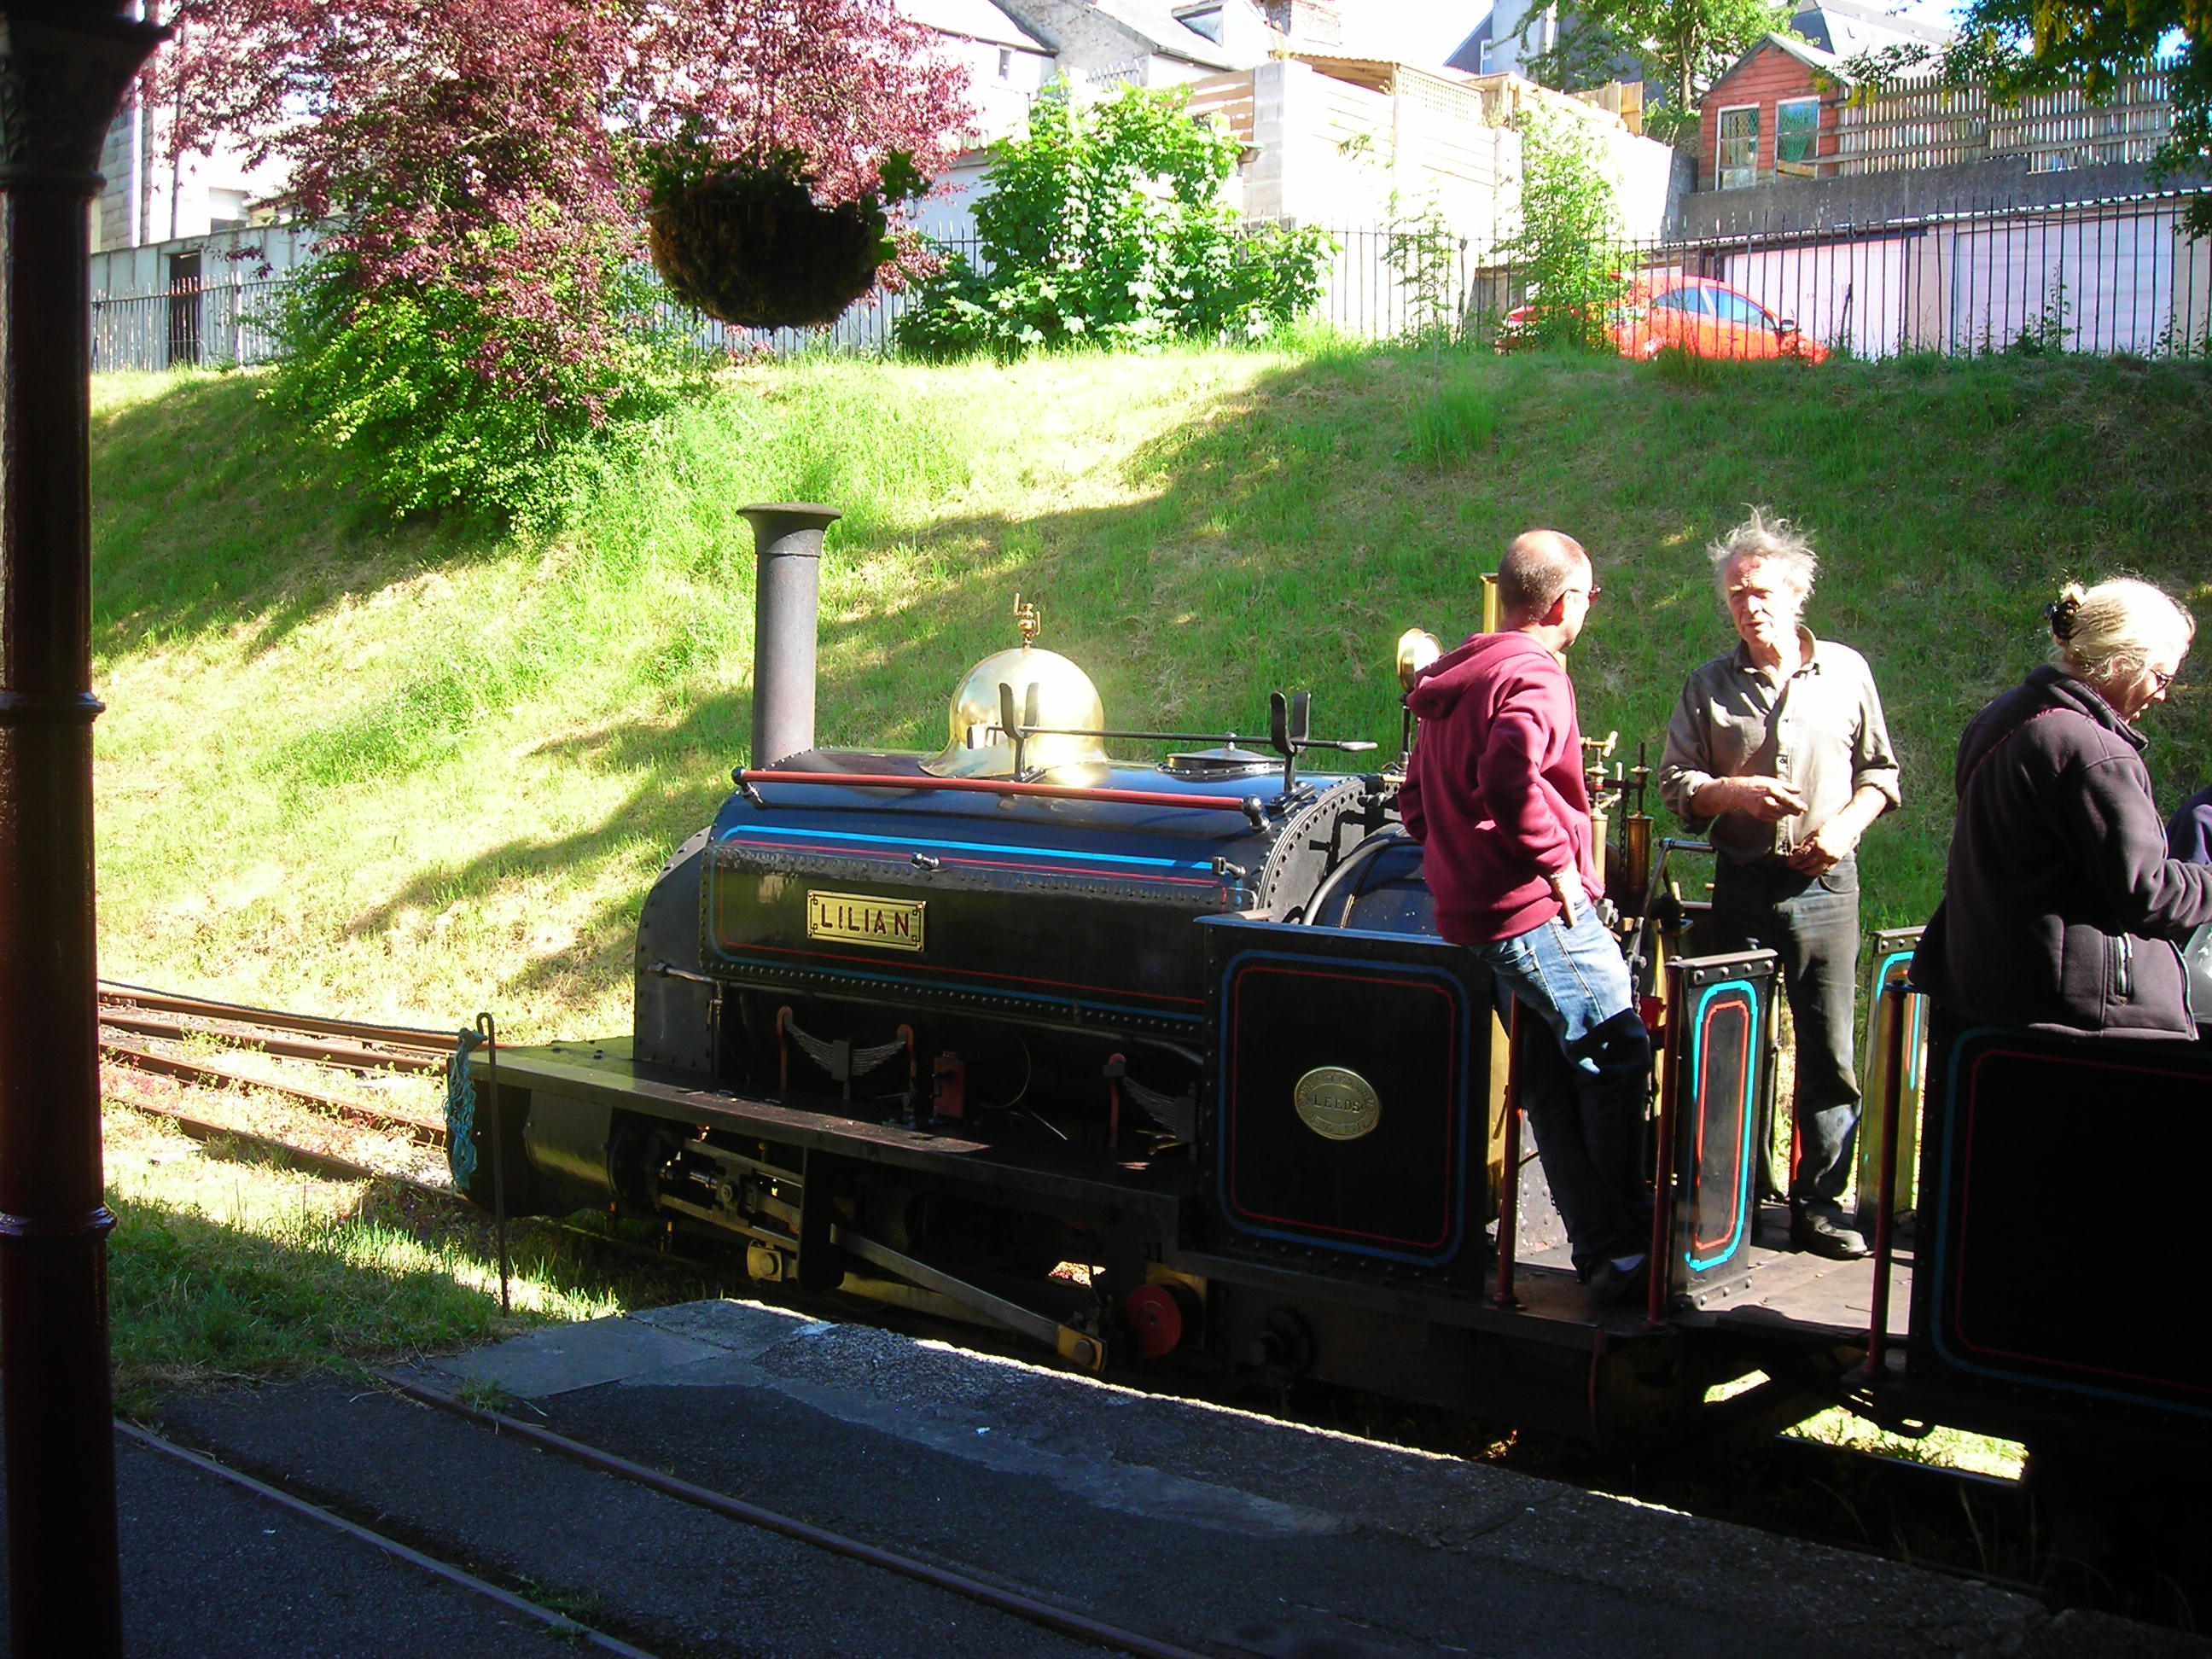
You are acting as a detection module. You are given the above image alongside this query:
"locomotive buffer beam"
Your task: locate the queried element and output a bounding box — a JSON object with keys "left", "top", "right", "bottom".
{"left": 830, "top": 1224, "right": 1107, "bottom": 1373}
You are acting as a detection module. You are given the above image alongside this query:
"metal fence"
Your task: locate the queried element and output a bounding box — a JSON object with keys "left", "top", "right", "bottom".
{"left": 1488, "top": 192, "right": 2212, "bottom": 361}
{"left": 87, "top": 191, "right": 2212, "bottom": 373}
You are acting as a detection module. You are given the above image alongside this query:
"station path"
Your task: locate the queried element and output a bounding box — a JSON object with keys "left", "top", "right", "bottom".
{"left": 10, "top": 1299, "right": 2205, "bottom": 1658}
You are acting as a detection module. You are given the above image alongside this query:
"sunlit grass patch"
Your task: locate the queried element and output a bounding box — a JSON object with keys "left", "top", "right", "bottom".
{"left": 102, "top": 1103, "right": 634, "bottom": 1415}
{"left": 1785, "top": 1405, "right": 2024, "bottom": 1481}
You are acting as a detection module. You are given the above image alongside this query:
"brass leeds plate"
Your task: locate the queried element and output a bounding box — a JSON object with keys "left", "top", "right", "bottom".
{"left": 1294, "top": 1065, "right": 1381, "bottom": 1141}
{"left": 806, "top": 891, "right": 926, "bottom": 952}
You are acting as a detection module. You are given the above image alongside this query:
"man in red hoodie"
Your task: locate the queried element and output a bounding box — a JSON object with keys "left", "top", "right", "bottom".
{"left": 1400, "top": 531, "right": 1652, "bottom": 1302}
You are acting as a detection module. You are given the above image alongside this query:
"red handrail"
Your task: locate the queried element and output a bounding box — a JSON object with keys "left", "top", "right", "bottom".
{"left": 736, "top": 768, "right": 1262, "bottom": 818}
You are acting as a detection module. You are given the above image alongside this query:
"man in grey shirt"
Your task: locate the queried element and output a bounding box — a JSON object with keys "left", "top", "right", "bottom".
{"left": 1660, "top": 511, "right": 1900, "bottom": 1260}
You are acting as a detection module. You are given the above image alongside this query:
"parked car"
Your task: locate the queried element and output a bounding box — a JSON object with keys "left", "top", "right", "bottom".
{"left": 1502, "top": 275, "right": 1830, "bottom": 363}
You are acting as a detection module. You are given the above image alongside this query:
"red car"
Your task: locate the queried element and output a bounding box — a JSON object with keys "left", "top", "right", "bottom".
{"left": 1504, "top": 274, "right": 1830, "bottom": 363}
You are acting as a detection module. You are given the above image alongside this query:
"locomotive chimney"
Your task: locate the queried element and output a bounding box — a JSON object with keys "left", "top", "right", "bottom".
{"left": 742, "top": 503, "right": 841, "bottom": 766}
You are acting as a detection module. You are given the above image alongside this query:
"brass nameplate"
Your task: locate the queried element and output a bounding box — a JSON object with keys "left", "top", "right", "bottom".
{"left": 1294, "top": 1066, "right": 1381, "bottom": 1142}
{"left": 806, "top": 891, "right": 926, "bottom": 952}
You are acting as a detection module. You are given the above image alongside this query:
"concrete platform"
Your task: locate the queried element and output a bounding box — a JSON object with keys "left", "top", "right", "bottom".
{"left": 53, "top": 1298, "right": 2209, "bottom": 1658}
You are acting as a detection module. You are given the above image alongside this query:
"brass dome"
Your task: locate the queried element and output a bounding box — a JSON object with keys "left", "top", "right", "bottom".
{"left": 923, "top": 644, "right": 1110, "bottom": 779}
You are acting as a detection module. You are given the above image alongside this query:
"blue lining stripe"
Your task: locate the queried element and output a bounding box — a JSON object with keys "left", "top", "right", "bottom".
{"left": 1685, "top": 977, "right": 1760, "bottom": 1274}
{"left": 719, "top": 824, "right": 1213, "bottom": 871}
{"left": 1215, "top": 946, "right": 1472, "bottom": 1266}
{"left": 1876, "top": 948, "right": 1925, "bottom": 1091}
{"left": 708, "top": 950, "right": 1206, "bottom": 1025}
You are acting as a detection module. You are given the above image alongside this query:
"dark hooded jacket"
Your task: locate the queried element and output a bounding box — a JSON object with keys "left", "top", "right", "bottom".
{"left": 1400, "top": 632, "right": 1596, "bottom": 944}
{"left": 1912, "top": 666, "right": 2212, "bottom": 1038}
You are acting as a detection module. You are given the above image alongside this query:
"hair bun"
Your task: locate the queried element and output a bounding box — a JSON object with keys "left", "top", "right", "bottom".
{"left": 2046, "top": 584, "right": 2086, "bottom": 641}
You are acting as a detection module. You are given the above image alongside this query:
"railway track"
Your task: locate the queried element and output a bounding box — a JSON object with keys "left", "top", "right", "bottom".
{"left": 98, "top": 981, "right": 458, "bottom": 1151}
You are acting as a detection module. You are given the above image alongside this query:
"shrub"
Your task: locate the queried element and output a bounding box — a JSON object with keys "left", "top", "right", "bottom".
{"left": 265, "top": 251, "right": 687, "bottom": 528}
{"left": 1498, "top": 112, "right": 1629, "bottom": 356}
{"left": 895, "top": 84, "right": 1334, "bottom": 358}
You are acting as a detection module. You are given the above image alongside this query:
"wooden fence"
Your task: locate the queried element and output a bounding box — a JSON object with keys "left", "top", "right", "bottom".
{"left": 1837, "top": 59, "right": 2178, "bottom": 176}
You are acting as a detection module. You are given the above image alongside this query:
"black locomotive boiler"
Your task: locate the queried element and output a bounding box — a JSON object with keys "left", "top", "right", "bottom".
{"left": 463, "top": 504, "right": 2212, "bottom": 1500}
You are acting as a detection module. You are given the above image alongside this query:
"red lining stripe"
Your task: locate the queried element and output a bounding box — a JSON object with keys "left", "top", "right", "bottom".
{"left": 1225, "top": 964, "right": 1458, "bottom": 1250}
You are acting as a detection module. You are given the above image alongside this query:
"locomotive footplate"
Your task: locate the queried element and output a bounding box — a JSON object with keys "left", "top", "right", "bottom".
{"left": 463, "top": 1037, "right": 1831, "bottom": 1450}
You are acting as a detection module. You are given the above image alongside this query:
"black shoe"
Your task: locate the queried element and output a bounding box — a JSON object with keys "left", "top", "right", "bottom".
{"left": 1586, "top": 1254, "right": 1650, "bottom": 1307}
{"left": 1790, "top": 1205, "right": 1870, "bottom": 1260}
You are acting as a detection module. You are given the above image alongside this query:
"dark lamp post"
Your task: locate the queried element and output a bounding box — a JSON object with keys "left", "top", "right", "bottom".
{"left": 0, "top": 4, "right": 165, "bottom": 1654}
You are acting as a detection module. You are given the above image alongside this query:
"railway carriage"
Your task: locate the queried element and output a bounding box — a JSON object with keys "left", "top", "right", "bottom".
{"left": 464, "top": 504, "right": 2212, "bottom": 1517}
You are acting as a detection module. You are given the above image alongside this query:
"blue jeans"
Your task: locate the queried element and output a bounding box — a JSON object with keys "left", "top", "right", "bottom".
{"left": 1471, "top": 905, "right": 1653, "bottom": 1272}
{"left": 1708, "top": 857, "right": 1861, "bottom": 1208}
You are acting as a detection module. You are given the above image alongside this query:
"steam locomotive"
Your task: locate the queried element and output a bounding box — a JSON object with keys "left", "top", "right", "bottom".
{"left": 463, "top": 504, "right": 2212, "bottom": 1492}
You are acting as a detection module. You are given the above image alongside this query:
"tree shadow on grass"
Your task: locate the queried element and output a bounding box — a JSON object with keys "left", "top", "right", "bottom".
{"left": 317, "top": 345, "right": 2212, "bottom": 1006}
{"left": 91, "top": 374, "right": 498, "bottom": 660}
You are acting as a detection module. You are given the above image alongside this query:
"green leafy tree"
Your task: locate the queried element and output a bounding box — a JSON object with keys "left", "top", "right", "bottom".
{"left": 895, "top": 84, "right": 1333, "bottom": 357}
{"left": 1871, "top": 1, "right": 2211, "bottom": 234}
{"left": 1499, "top": 112, "right": 1630, "bottom": 353}
{"left": 1521, "top": 0, "right": 1790, "bottom": 142}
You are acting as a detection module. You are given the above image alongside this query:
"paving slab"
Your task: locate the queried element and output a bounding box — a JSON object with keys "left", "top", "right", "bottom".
{"left": 108, "top": 1296, "right": 2210, "bottom": 1659}
{"left": 416, "top": 1298, "right": 2203, "bottom": 1658}
{"left": 0, "top": 1431, "right": 611, "bottom": 1658}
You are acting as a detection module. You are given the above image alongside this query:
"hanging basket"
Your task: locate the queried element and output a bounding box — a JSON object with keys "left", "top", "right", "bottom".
{"left": 648, "top": 170, "right": 887, "bottom": 330}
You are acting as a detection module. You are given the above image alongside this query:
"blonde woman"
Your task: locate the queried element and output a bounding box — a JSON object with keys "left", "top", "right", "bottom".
{"left": 1913, "top": 579, "right": 2212, "bottom": 1038}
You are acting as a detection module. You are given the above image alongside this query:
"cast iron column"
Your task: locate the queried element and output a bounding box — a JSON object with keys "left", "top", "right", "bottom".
{"left": 0, "top": 6, "right": 162, "bottom": 1655}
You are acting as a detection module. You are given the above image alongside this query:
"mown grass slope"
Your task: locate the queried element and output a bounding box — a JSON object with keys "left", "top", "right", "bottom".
{"left": 90, "top": 346, "right": 2212, "bottom": 1040}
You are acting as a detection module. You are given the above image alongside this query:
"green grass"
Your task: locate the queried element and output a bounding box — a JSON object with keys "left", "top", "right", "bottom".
{"left": 102, "top": 1102, "right": 726, "bottom": 1414}
{"left": 90, "top": 345, "right": 2212, "bottom": 1042}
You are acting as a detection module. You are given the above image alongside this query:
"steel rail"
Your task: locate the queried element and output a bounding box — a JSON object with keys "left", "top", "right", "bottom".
{"left": 106, "top": 1083, "right": 449, "bottom": 1195}
{"left": 99, "top": 1039, "right": 445, "bottom": 1145}
{"left": 115, "top": 1423, "right": 664, "bottom": 1659}
{"left": 97, "top": 1010, "right": 448, "bottom": 1075}
{"left": 98, "top": 981, "right": 457, "bottom": 1052}
{"left": 388, "top": 1378, "right": 1220, "bottom": 1659}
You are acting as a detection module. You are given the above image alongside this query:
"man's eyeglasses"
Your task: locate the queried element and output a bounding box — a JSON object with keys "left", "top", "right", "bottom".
{"left": 2149, "top": 666, "right": 2177, "bottom": 695}
{"left": 1567, "top": 585, "right": 1602, "bottom": 603}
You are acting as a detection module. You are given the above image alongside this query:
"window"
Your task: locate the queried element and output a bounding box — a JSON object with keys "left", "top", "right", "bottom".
{"left": 1652, "top": 285, "right": 1713, "bottom": 315}
{"left": 1708, "top": 289, "right": 1773, "bottom": 327}
{"left": 997, "top": 47, "right": 1013, "bottom": 79}
{"left": 1775, "top": 97, "right": 1820, "bottom": 173}
{"left": 1479, "top": 40, "right": 1493, "bottom": 73}
{"left": 1715, "top": 105, "right": 1759, "bottom": 189}
{"left": 206, "top": 187, "right": 248, "bottom": 231}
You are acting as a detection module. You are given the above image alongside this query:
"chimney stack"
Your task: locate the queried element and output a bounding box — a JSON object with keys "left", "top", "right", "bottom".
{"left": 741, "top": 503, "right": 841, "bottom": 766}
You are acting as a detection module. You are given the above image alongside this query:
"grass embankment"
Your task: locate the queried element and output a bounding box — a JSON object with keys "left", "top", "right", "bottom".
{"left": 92, "top": 345, "right": 2212, "bottom": 1040}
{"left": 85, "top": 344, "right": 2212, "bottom": 1420}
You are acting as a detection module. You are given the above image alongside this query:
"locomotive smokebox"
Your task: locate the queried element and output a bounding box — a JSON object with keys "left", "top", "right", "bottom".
{"left": 742, "top": 502, "right": 841, "bottom": 766}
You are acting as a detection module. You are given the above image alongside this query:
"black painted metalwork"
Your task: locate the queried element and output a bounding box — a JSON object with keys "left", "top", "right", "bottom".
{"left": 0, "top": 6, "right": 166, "bottom": 1652}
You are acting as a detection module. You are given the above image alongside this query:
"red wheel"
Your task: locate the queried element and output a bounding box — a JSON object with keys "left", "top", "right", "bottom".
{"left": 1120, "top": 1284, "right": 1185, "bottom": 1359}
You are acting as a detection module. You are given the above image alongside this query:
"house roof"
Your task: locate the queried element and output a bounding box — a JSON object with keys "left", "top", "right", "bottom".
{"left": 1091, "top": 0, "right": 1241, "bottom": 67}
{"left": 1707, "top": 29, "right": 1843, "bottom": 97}
{"left": 899, "top": 0, "right": 1054, "bottom": 52}
{"left": 1788, "top": 0, "right": 1953, "bottom": 58}
{"left": 1445, "top": 17, "right": 1493, "bottom": 75}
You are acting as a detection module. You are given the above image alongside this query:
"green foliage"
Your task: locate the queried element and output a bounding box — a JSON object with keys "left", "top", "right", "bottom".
{"left": 1912, "top": 5, "right": 2209, "bottom": 236}
{"left": 1522, "top": 0, "right": 1790, "bottom": 136}
{"left": 266, "top": 251, "right": 691, "bottom": 528}
{"left": 1381, "top": 197, "right": 1468, "bottom": 346}
{"left": 1499, "top": 114, "right": 1630, "bottom": 354}
{"left": 895, "top": 84, "right": 1334, "bottom": 358}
